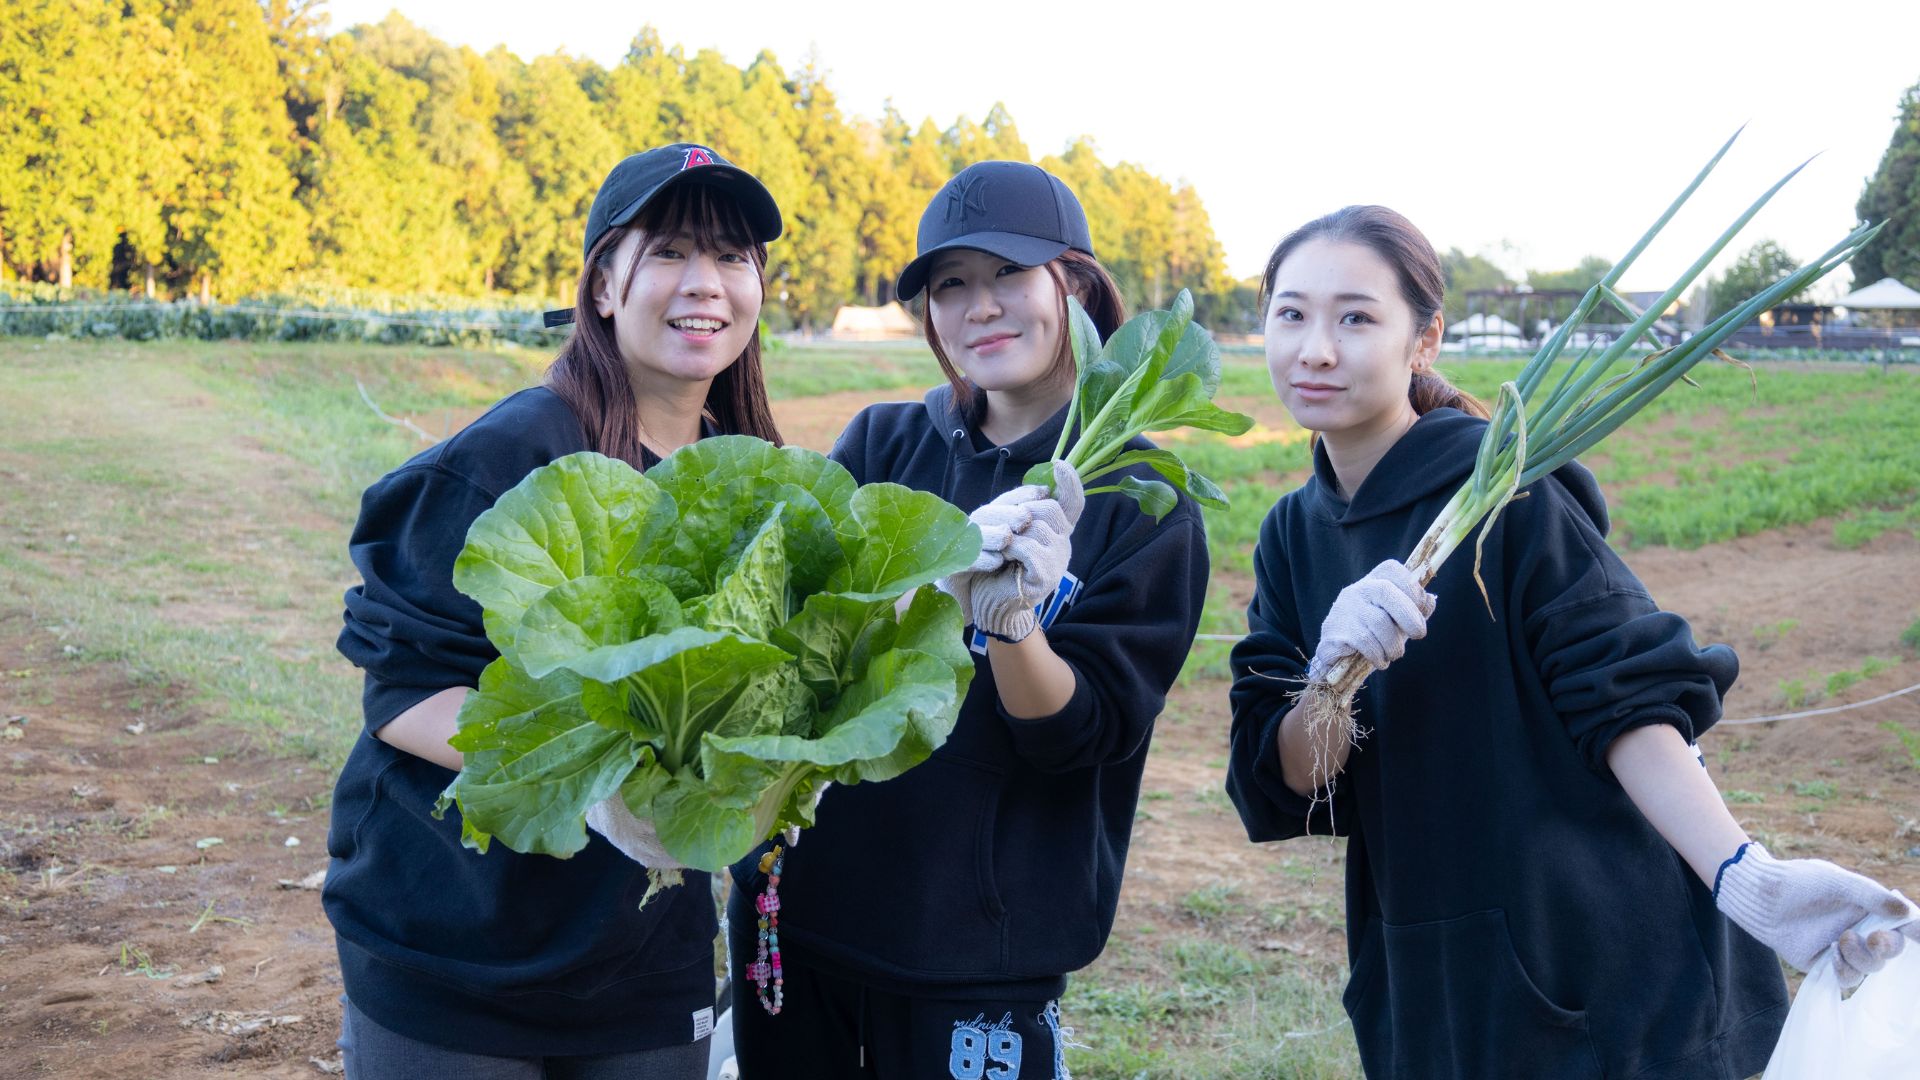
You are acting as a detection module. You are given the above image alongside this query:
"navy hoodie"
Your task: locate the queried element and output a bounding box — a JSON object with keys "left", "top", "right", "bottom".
{"left": 328, "top": 387, "right": 718, "bottom": 1057}
{"left": 1225, "top": 409, "right": 1787, "bottom": 1079}
{"left": 737, "top": 385, "right": 1209, "bottom": 998}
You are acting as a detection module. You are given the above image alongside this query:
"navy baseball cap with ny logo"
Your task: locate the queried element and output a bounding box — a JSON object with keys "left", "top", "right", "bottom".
{"left": 894, "top": 160, "right": 1096, "bottom": 302}
{"left": 546, "top": 143, "right": 784, "bottom": 327}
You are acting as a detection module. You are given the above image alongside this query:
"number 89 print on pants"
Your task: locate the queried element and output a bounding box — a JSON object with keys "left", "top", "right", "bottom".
{"left": 943, "top": 1002, "right": 1072, "bottom": 1080}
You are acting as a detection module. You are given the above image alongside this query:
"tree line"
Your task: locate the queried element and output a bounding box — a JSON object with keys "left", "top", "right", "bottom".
{"left": 0, "top": 0, "right": 1236, "bottom": 329}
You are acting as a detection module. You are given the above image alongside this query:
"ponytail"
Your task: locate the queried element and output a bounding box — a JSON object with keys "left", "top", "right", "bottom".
{"left": 1410, "top": 370, "right": 1490, "bottom": 419}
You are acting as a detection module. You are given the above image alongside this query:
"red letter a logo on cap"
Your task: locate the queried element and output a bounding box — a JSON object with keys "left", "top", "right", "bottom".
{"left": 682, "top": 147, "right": 715, "bottom": 170}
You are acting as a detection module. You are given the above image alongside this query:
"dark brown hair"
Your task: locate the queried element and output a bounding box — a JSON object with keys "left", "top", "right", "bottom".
{"left": 546, "top": 183, "right": 782, "bottom": 467}
{"left": 1260, "top": 205, "right": 1489, "bottom": 420}
{"left": 921, "top": 248, "right": 1128, "bottom": 421}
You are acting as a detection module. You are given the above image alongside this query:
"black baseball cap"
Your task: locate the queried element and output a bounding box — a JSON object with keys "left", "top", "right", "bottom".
{"left": 544, "top": 143, "right": 783, "bottom": 327}
{"left": 894, "top": 160, "right": 1095, "bottom": 302}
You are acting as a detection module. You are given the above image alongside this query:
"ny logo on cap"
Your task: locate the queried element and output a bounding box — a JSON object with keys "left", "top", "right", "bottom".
{"left": 945, "top": 174, "right": 989, "bottom": 225}
{"left": 682, "top": 146, "right": 716, "bottom": 170}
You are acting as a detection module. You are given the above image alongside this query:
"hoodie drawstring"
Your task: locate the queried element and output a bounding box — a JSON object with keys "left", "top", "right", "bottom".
{"left": 989, "top": 446, "right": 1010, "bottom": 494}
{"left": 940, "top": 427, "right": 966, "bottom": 505}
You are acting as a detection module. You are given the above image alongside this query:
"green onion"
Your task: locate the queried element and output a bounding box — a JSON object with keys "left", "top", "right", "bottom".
{"left": 1299, "top": 129, "right": 1885, "bottom": 787}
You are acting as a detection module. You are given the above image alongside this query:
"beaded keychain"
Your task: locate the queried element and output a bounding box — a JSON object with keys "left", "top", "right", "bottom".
{"left": 747, "top": 843, "right": 785, "bottom": 1015}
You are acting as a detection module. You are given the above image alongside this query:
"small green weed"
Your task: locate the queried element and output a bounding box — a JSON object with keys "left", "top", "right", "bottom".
{"left": 1724, "top": 789, "right": 1765, "bottom": 804}
{"left": 1902, "top": 616, "right": 1920, "bottom": 652}
{"left": 1180, "top": 882, "right": 1240, "bottom": 921}
{"left": 1881, "top": 721, "right": 1920, "bottom": 770}
{"left": 1777, "top": 679, "right": 1821, "bottom": 709}
{"left": 1751, "top": 618, "right": 1800, "bottom": 649}
{"left": 1790, "top": 779, "right": 1837, "bottom": 800}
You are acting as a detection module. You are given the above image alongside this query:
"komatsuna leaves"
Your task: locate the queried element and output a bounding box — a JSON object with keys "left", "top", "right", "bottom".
{"left": 1112, "top": 475, "right": 1179, "bottom": 521}
{"left": 454, "top": 453, "right": 677, "bottom": 659}
{"left": 1101, "top": 289, "right": 1220, "bottom": 395}
{"left": 512, "top": 574, "right": 684, "bottom": 680}
{"left": 1097, "top": 448, "right": 1230, "bottom": 510}
{"left": 827, "top": 483, "right": 981, "bottom": 601}
{"left": 435, "top": 658, "right": 639, "bottom": 858}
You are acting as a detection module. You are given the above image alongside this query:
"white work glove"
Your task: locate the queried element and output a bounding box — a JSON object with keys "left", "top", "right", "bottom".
{"left": 962, "top": 461, "right": 1084, "bottom": 643}
{"left": 1715, "top": 842, "right": 1920, "bottom": 988}
{"left": 585, "top": 792, "right": 688, "bottom": 871}
{"left": 939, "top": 461, "right": 1085, "bottom": 639}
{"left": 1307, "top": 560, "right": 1436, "bottom": 680}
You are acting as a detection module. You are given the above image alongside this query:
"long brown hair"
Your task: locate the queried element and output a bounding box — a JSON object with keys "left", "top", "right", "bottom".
{"left": 922, "top": 249, "right": 1128, "bottom": 422}
{"left": 547, "top": 183, "right": 782, "bottom": 467}
{"left": 1261, "top": 205, "right": 1489, "bottom": 420}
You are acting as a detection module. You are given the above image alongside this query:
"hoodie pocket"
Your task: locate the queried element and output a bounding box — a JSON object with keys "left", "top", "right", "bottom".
{"left": 780, "top": 751, "right": 1008, "bottom": 975}
{"left": 1343, "top": 909, "right": 1598, "bottom": 1080}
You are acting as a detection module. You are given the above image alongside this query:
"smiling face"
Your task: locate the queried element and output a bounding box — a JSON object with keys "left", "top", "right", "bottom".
{"left": 925, "top": 248, "right": 1069, "bottom": 396}
{"left": 1264, "top": 238, "right": 1439, "bottom": 443}
{"left": 592, "top": 225, "right": 763, "bottom": 389}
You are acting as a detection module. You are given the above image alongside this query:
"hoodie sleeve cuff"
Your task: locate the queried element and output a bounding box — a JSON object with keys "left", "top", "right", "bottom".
{"left": 996, "top": 674, "right": 1098, "bottom": 769}
{"left": 1253, "top": 707, "right": 1324, "bottom": 820}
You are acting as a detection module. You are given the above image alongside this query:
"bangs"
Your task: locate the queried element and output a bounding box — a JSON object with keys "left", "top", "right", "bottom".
{"left": 634, "top": 182, "right": 759, "bottom": 257}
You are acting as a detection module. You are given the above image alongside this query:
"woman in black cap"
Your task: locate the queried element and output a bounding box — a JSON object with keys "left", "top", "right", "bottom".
{"left": 327, "top": 143, "right": 782, "bottom": 1079}
{"left": 727, "top": 161, "right": 1209, "bottom": 1078}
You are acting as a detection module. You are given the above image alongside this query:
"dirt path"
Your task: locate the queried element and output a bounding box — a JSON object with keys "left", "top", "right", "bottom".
{"left": 0, "top": 617, "right": 341, "bottom": 1078}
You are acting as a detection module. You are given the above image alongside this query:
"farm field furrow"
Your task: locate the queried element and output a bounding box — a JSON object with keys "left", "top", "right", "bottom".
{"left": 2, "top": 340, "right": 1916, "bottom": 1079}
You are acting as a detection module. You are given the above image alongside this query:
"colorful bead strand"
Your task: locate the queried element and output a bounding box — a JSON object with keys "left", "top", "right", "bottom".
{"left": 748, "top": 844, "right": 785, "bottom": 1015}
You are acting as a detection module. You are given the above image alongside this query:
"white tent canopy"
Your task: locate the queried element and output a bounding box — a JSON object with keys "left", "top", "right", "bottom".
{"left": 1835, "top": 277, "right": 1920, "bottom": 310}
{"left": 1449, "top": 313, "right": 1523, "bottom": 336}
{"left": 829, "top": 302, "right": 919, "bottom": 339}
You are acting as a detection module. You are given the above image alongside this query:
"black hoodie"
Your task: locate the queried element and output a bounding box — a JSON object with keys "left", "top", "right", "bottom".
{"left": 738, "top": 384, "right": 1209, "bottom": 997}
{"left": 1225, "top": 408, "right": 1786, "bottom": 1079}
{"left": 328, "top": 387, "right": 718, "bottom": 1057}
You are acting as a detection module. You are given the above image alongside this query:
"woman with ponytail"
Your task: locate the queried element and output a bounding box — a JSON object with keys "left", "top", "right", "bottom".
{"left": 1224, "top": 205, "right": 1913, "bottom": 1078}
{"left": 327, "top": 144, "right": 783, "bottom": 1079}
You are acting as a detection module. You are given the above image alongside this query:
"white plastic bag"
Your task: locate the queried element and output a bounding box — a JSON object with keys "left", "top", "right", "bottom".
{"left": 1764, "top": 902, "right": 1920, "bottom": 1080}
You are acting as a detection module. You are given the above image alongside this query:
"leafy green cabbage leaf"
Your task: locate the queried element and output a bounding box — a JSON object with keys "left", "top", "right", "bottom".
{"left": 438, "top": 437, "right": 981, "bottom": 877}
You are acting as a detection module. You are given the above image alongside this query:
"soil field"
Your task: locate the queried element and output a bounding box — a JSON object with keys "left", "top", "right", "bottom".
{"left": 2, "top": 342, "right": 1916, "bottom": 1078}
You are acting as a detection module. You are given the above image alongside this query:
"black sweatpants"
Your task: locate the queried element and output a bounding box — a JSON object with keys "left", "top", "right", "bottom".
{"left": 726, "top": 892, "right": 1070, "bottom": 1079}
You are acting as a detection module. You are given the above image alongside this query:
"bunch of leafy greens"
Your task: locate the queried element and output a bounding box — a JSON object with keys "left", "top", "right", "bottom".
{"left": 434, "top": 437, "right": 982, "bottom": 892}
{"left": 1029, "top": 289, "right": 1254, "bottom": 519}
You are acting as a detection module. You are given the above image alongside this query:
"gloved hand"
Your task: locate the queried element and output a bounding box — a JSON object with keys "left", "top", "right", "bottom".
{"left": 963, "top": 461, "right": 1083, "bottom": 642}
{"left": 1715, "top": 842, "right": 1920, "bottom": 988}
{"left": 1307, "top": 560, "right": 1436, "bottom": 680}
{"left": 585, "top": 792, "right": 688, "bottom": 871}
{"left": 939, "top": 460, "right": 1085, "bottom": 639}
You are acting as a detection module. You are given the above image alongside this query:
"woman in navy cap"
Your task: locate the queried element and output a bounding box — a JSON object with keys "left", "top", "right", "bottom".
{"left": 727, "top": 161, "right": 1209, "bottom": 1078}
{"left": 327, "top": 143, "right": 782, "bottom": 1079}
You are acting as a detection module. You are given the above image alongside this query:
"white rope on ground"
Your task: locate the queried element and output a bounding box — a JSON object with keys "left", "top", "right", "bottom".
{"left": 355, "top": 380, "right": 439, "bottom": 444}
{"left": 1193, "top": 631, "right": 1920, "bottom": 727}
{"left": 1716, "top": 681, "right": 1920, "bottom": 725}
{"left": 0, "top": 301, "right": 562, "bottom": 334}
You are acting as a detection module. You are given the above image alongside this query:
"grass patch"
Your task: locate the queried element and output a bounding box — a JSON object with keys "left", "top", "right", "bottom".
{"left": 1882, "top": 721, "right": 1920, "bottom": 770}
{"left": 1062, "top": 938, "right": 1356, "bottom": 1078}
{"left": 1790, "top": 779, "right": 1837, "bottom": 800}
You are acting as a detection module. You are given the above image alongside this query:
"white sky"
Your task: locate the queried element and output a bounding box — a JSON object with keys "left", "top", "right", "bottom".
{"left": 319, "top": 0, "right": 1920, "bottom": 295}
